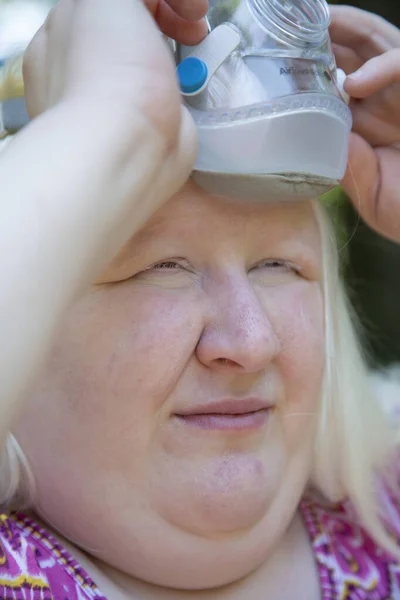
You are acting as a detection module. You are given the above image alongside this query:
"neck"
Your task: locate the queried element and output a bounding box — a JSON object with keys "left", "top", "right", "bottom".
{"left": 27, "top": 508, "right": 319, "bottom": 600}
{"left": 87, "top": 512, "right": 320, "bottom": 600}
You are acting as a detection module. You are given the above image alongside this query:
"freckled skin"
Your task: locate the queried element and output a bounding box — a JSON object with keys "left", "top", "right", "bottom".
{"left": 14, "top": 183, "right": 325, "bottom": 590}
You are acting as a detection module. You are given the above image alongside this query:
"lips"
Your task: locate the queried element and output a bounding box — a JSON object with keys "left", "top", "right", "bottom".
{"left": 174, "top": 398, "right": 273, "bottom": 431}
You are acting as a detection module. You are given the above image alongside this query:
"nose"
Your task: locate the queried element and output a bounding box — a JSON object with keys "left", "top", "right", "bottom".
{"left": 196, "top": 275, "right": 280, "bottom": 373}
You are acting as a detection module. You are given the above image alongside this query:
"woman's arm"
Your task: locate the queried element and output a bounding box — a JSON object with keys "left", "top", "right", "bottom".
{"left": 0, "top": 101, "right": 169, "bottom": 433}
{"left": 0, "top": 0, "right": 205, "bottom": 442}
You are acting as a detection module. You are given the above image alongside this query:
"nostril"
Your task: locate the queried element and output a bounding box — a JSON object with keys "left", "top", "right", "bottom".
{"left": 216, "top": 358, "right": 241, "bottom": 367}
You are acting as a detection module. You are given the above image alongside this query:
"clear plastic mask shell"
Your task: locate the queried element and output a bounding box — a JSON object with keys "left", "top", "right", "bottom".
{"left": 177, "top": 0, "right": 340, "bottom": 114}
{"left": 206, "top": 0, "right": 333, "bottom": 59}
{"left": 174, "top": 0, "right": 352, "bottom": 201}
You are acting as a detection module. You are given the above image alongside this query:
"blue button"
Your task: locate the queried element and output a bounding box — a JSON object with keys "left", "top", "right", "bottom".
{"left": 177, "top": 57, "right": 208, "bottom": 94}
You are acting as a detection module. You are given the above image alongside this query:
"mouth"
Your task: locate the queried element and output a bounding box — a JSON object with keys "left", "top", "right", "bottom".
{"left": 174, "top": 398, "right": 273, "bottom": 432}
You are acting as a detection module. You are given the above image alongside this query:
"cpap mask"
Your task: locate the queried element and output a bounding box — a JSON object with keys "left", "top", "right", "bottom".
{"left": 1, "top": 0, "right": 352, "bottom": 201}
{"left": 175, "top": 0, "right": 352, "bottom": 200}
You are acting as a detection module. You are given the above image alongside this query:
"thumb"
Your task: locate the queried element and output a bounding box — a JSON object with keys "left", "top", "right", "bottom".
{"left": 341, "top": 132, "right": 379, "bottom": 228}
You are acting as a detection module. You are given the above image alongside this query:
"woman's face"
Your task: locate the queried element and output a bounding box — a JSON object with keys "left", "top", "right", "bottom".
{"left": 15, "top": 182, "right": 325, "bottom": 589}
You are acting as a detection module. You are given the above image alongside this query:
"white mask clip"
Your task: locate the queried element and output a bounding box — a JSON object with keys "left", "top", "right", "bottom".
{"left": 177, "top": 24, "right": 241, "bottom": 97}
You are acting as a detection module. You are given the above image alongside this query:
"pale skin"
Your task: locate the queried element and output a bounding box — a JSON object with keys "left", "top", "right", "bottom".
{"left": 0, "top": 1, "right": 399, "bottom": 598}
{"left": 16, "top": 187, "right": 325, "bottom": 597}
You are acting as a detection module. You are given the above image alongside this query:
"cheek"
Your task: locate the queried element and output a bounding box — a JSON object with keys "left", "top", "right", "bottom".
{"left": 267, "top": 281, "right": 324, "bottom": 406}
{"left": 261, "top": 281, "right": 324, "bottom": 464}
{"left": 18, "top": 284, "right": 204, "bottom": 477}
{"left": 64, "top": 283, "right": 203, "bottom": 417}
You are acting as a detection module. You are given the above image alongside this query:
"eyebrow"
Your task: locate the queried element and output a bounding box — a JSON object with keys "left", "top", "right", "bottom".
{"left": 111, "top": 200, "right": 321, "bottom": 265}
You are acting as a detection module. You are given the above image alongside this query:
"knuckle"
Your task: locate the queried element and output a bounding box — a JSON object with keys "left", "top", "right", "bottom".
{"left": 22, "top": 48, "right": 35, "bottom": 81}
{"left": 23, "top": 27, "right": 46, "bottom": 74}
{"left": 43, "top": 4, "right": 60, "bottom": 34}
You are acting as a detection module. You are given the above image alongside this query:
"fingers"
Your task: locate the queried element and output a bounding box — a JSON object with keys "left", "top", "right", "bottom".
{"left": 373, "top": 146, "right": 400, "bottom": 242}
{"left": 342, "top": 134, "right": 400, "bottom": 243}
{"left": 350, "top": 103, "right": 399, "bottom": 147}
{"left": 344, "top": 48, "right": 400, "bottom": 98}
{"left": 147, "top": 0, "right": 208, "bottom": 44}
{"left": 155, "top": 1, "right": 208, "bottom": 44}
{"left": 332, "top": 43, "right": 363, "bottom": 75}
{"left": 341, "top": 132, "right": 375, "bottom": 196}
{"left": 361, "top": 145, "right": 400, "bottom": 243}
{"left": 330, "top": 5, "right": 400, "bottom": 47}
{"left": 329, "top": 5, "right": 397, "bottom": 61}
{"left": 23, "top": 26, "right": 48, "bottom": 117}
{"left": 165, "top": 0, "right": 208, "bottom": 22}
{"left": 341, "top": 133, "right": 380, "bottom": 233}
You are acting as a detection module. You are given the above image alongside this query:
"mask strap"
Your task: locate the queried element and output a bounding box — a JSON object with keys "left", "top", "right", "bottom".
{"left": 336, "top": 68, "right": 350, "bottom": 104}
{"left": 177, "top": 24, "right": 241, "bottom": 96}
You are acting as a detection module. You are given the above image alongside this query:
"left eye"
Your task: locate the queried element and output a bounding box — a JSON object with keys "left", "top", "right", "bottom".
{"left": 255, "top": 259, "right": 298, "bottom": 273}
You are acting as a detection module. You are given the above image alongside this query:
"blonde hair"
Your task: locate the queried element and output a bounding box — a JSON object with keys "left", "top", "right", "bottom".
{"left": 312, "top": 201, "right": 400, "bottom": 556}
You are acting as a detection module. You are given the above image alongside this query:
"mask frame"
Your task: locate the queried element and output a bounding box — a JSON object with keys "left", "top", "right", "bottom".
{"left": 175, "top": 0, "right": 352, "bottom": 201}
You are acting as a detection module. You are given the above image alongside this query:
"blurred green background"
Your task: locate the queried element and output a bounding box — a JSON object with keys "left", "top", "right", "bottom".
{"left": 1, "top": 0, "right": 399, "bottom": 367}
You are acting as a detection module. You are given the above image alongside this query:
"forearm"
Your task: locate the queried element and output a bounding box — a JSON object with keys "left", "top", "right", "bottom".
{"left": 0, "top": 99, "right": 167, "bottom": 435}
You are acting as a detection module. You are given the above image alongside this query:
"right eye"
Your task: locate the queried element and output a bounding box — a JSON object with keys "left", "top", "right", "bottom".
{"left": 252, "top": 259, "right": 300, "bottom": 275}
{"left": 152, "top": 261, "right": 185, "bottom": 271}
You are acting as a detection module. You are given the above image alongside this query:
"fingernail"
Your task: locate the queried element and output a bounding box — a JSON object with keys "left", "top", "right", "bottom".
{"left": 347, "top": 69, "right": 364, "bottom": 81}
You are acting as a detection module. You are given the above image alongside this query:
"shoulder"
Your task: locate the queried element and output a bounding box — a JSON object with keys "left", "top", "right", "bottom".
{"left": 301, "top": 493, "right": 400, "bottom": 600}
{"left": 0, "top": 512, "right": 52, "bottom": 597}
{"left": 0, "top": 512, "right": 106, "bottom": 599}
{"left": 303, "top": 366, "right": 400, "bottom": 598}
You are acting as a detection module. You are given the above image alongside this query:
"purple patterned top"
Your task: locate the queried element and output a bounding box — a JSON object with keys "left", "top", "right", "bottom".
{"left": 0, "top": 495, "right": 400, "bottom": 599}
{"left": 0, "top": 513, "right": 106, "bottom": 600}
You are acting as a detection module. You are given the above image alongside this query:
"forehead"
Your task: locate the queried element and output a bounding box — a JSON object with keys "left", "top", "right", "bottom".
{"left": 108, "top": 181, "right": 322, "bottom": 276}
{"left": 136, "top": 181, "right": 319, "bottom": 248}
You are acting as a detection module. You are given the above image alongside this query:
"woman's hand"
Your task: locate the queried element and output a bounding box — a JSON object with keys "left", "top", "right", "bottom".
{"left": 24, "top": 0, "right": 207, "bottom": 152}
{"left": 146, "top": 0, "right": 208, "bottom": 42}
{"left": 19, "top": 0, "right": 210, "bottom": 261}
{"left": 329, "top": 5, "right": 400, "bottom": 243}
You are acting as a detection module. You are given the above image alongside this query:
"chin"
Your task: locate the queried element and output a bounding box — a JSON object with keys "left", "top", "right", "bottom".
{"left": 147, "top": 460, "right": 310, "bottom": 590}
{"left": 155, "top": 448, "right": 287, "bottom": 537}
